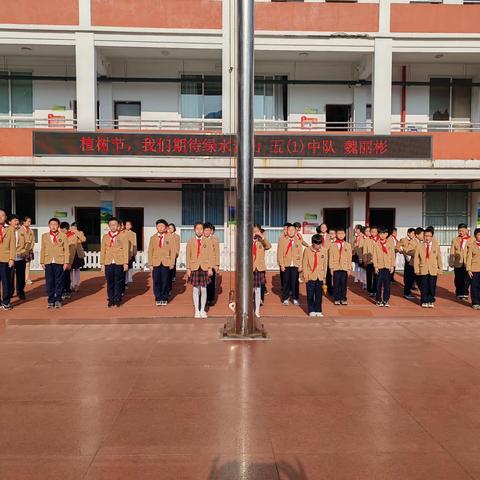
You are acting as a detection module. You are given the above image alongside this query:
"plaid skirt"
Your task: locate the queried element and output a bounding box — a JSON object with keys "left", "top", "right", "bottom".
{"left": 253, "top": 269, "right": 266, "bottom": 288}
{"left": 188, "top": 268, "right": 211, "bottom": 287}
{"left": 71, "top": 254, "right": 85, "bottom": 270}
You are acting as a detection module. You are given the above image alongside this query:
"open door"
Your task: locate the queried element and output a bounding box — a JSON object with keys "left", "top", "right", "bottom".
{"left": 75, "top": 207, "right": 101, "bottom": 251}
{"left": 325, "top": 104, "right": 352, "bottom": 131}
{"left": 116, "top": 207, "right": 144, "bottom": 251}
{"left": 323, "top": 208, "right": 350, "bottom": 239}
{"left": 369, "top": 208, "right": 396, "bottom": 232}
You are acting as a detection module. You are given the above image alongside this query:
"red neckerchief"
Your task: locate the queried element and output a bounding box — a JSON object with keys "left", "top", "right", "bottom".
{"left": 335, "top": 239, "right": 344, "bottom": 256}
{"left": 158, "top": 233, "right": 164, "bottom": 248}
{"left": 253, "top": 240, "right": 257, "bottom": 260}
{"left": 460, "top": 235, "right": 471, "bottom": 249}
{"left": 0, "top": 224, "right": 4, "bottom": 243}
{"left": 312, "top": 249, "right": 318, "bottom": 272}
{"left": 372, "top": 235, "right": 379, "bottom": 243}
{"left": 285, "top": 237, "right": 294, "bottom": 256}
{"left": 23, "top": 225, "right": 30, "bottom": 232}
{"left": 425, "top": 241, "right": 431, "bottom": 259}
{"left": 66, "top": 231, "right": 75, "bottom": 238}
{"left": 380, "top": 239, "right": 388, "bottom": 254}
{"left": 391, "top": 235, "right": 398, "bottom": 245}
{"left": 108, "top": 231, "right": 118, "bottom": 247}
{"left": 196, "top": 237, "right": 202, "bottom": 258}
{"left": 50, "top": 230, "right": 59, "bottom": 244}
{"left": 476, "top": 240, "right": 480, "bottom": 248}
{"left": 297, "top": 233, "right": 302, "bottom": 241}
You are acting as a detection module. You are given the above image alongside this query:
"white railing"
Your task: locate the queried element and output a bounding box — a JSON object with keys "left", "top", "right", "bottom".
{"left": 391, "top": 121, "right": 480, "bottom": 133}
{"left": 0, "top": 115, "right": 77, "bottom": 129}
{"left": 254, "top": 119, "right": 373, "bottom": 132}
{"left": 96, "top": 118, "right": 223, "bottom": 131}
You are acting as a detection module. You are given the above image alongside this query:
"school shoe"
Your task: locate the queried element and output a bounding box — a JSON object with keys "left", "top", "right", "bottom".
{"left": 162, "top": 300, "right": 168, "bottom": 306}
{"left": 18, "top": 292, "right": 26, "bottom": 300}
{"left": 108, "top": 301, "right": 114, "bottom": 308}
{"left": 316, "top": 312, "right": 324, "bottom": 317}
{"left": 26, "top": 279, "right": 33, "bottom": 285}
{"left": 194, "top": 311, "right": 201, "bottom": 318}
{"left": 54, "top": 301, "right": 62, "bottom": 309}
{"left": 404, "top": 294, "right": 415, "bottom": 300}
{"left": 2, "top": 303, "right": 12, "bottom": 310}
{"left": 282, "top": 300, "right": 289, "bottom": 306}
{"left": 255, "top": 312, "right": 261, "bottom": 318}
{"left": 115, "top": 302, "right": 121, "bottom": 308}
{"left": 341, "top": 300, "right": 348, "bottom": 306}
{"left": 472, "top": 305, "right": 480, "bottom": 310}
{"left": 155, "top": 301, "right": 162, "bottom": 307}
{"left": 47, "top": 303, "right": 54, "bottom": 309}
{"left": 309, "top": 312, "right": 316, "bottom": 317}
{"left": 376, "top": 301, "right": 384, "bottom": 307}
{"left": 200, "top": 311, "right": 208, "bottom": 318}
{"left": 429, "top": 303, "right": 435, "bottom": 308}
{"left": 334, "top": 301, "right": 340, "bottom": 305}
{"left": 293, "top": 299, "right": 300, "bottom": 306}
{"left": 383, "top": 302, "right": 390, "bottom": 308}
{"left": 421, "top": 303, "right": 429, "bottom": 308}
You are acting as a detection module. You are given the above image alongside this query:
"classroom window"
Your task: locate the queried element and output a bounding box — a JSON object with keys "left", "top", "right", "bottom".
{"left": 424, "top": 185, "right": 469, "bottom": 245}
{"left": 254, "top": 76, "right": 288, "bottom": 121}
{"left": 0, "top": 72, "right": 33, "bottom": 116}
{"left": 429, "top": 78, "right": 472, "bottom": 122}
{"left": 14, "top": 184, "right": 36, "bottom": 224}
{"left": 181, "top": 184, "right": 225, "bottom": 226}
{"left": 254, "top": 184, "right": 287, "bottom": 227}
{"left": 0, "top": 183, "right": 12, "bottom": 214}
{"left": 180, "top": 75, "right": 222, "bottom": 119}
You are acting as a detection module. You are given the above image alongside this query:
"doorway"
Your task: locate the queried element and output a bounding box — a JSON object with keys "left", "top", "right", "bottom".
{"left": 75, "top": 207, "right": 101, "bottom": 251}
{"left": 323, "top": 208, "right": 350, "bottom": 238}
{"left": 116, "top": 207, "right": 144, "bottom": 251}
{"left": 325, "top": 104, "right": 352, "bottom": 131}
{"left": 114, "top": 101, "right": 141, "bottom": 129}
{"left": 369, "top": 208, "right": 396, "bottom": 232}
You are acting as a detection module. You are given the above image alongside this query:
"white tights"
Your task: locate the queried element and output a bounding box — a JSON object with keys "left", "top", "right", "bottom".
{"left": 254, "top": 287, "right": 261, "bottom": 316}
{"left": 71, "top": 269, "right": 81, "bottom": 288}
{"left": 193, "top": 286, "right": 207, "bottom": 313}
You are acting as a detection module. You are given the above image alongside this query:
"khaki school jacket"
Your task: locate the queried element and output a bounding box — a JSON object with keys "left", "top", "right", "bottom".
{"left": 413, "top": 241, "right": 443, "bottom": 276}
{"left": 0, "top": 225, "right": 16, "bottom": 262}
{"left": 22, "top": 226, "right": 35, "bottom": 256}
{"left": 148, "top": 233, "right": 174, "bottom": 268}
{"left": 65, "top": 233, "right": 78, "bottom": 263}
{"left": 73, "top": 230, "right": 86, "bottom": 258}
{"left": 466, "top": 242, "right": 480, "bottom": 273}
{"left": 14, "top": 228, "right": 28, "bottom": 259}
{"left": 207, "top": 235, "right": 220, "bottom": 269}
{"left": 186, "top": 236, "right": 215, "bottom": 271}
{"left": 125, "top": 230, "right": 138, "bottom": 258}
{"left": 449, "top": 236, "right": 474, "bottom": 269}
{"left": 253, "top": 238, "right": 272, "bottom": 272}
{"left": 302, "top": 246, "right": 328, "bottom": 282}
{"left": 100, "top": 233, "right": 129, "bottom": 266}
{"left": 170, "top": 232, "right": 181, "bottom": 257}
{"left": 40, "top": 232, "right": 70, "bottom": 265}
{"left": 329, "top": 241, "right": 353, "bottom": 272}
{"left": 277, "top": 236, "right": 303, "bottom": 268}
{"left": 398, "top": 236, "right": 417, "bottom": 265}
{"left": 362, "top": 237, "right": 376, "bottom": 265}
{"left": 373, "top": 241, "right": 396, "bottom": 269}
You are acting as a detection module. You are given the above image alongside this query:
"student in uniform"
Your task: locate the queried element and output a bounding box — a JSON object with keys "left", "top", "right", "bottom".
{"left": 449, "top": 223, "right": 473, "bottom": 300}
{"left": 278, "top": 222, "right": 290, "bottom": 289}
{"left": 414, "top": 227, "right": 443, "bottom": 308}
{"left": 204, "top": 222, "right": 220, "bottom": 307}
{"left": 353, "top": 224, "right": 366, "bottom": 287}
{"left": 186, "top": 222, "right": 215, "bottom": 318}
{"left": 260, "top": 227, "right": 269, "bottom": 301}
{"left": 59, "top": 222, "right": 76, "bottom": 300}
{"left": 302, "top": 233, "right": 328, "bottom": 317}
{"left": 278, "top": 223, "right": 303, "bottom": 306}
{"left": 363, "top": 225, "right": 379, "bottom": 297}
{"left": 22, "top": 216, "right": 35, "bottom": 286}
{"left": 40, "top": 217, "right": 70, "bottom": 309}
{"left": 8, "top": 215, "right": 28, "bottom": 301}
{"left": 373, "top": 227, "right": 396, "bottom": 307}
{"left": 0, "top": 209, "right": 15, "bottom": 310}
{"left": 315, "top": 223, "right": 329, "bottom": 246}
{"left": 147, "top": 219, "right": 174, "bottom": 306}
{"left": 252, "top": 224, "right": 271, "bottom": 318}
{"left": 69, "top": 222, "right": 86, "bottom": 292}
{"left": 325, "top": 228, "right": 337, "bottom": 296}
{"left": 466, "top": 228, "right": 480, "bottom": 310}
{"left": 100, "top": 217, "right": 129, "bottom": 308}
{"left": 293, "top": 222, "right": 309, "bottom": 248}
{"left": 389, "top": 227, "right": 399, "bottom": 282}
{"left": 398, "top": 228, "right": 417, "bottom": 299}
{"left": 124, "top": 221, "right": 138, "bottom": 285}
{"left": 329, "top": 228, "right": 352, "bottom": 305}
{"left": 167, "top": 223, "right": 181, "bottom": 285}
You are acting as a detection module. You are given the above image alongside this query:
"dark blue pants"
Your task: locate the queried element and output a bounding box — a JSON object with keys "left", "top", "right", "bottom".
{"left": 105, "top": 264, "right": 124, "bottom": 303}
{"left": 306, "top": 280, "right": 323, "bottom": 313}
{"left": 471, "top": 272, "right": 480, "bottom": 306}
{"left": 403, "top": 262, "right": 415, "bottom": 296}
{"left": 45, "top": 263, "right": 64, "bottom": 304}
{"left": 366, "top": 263, "right": 377, "bottom": 294}
{"left": 0, "top": 261, "right": 12, "bottom": 306}
{"left": 376, "top": 268, "right": 391, "bottom": 303}
{"left": 63, "top": 267, "right": 71, "bottom": 295}
{"left": 454, "top": 266, "right": 470, "bottom": 297}
{"left": 333, "top": 270, "right": 348, "bottom": 302}
{"left": 9, "top": 259, "right": 26, "bottom": 298}
{"left": 419, "top": 274, "right": 437, "bottom": 304}
{"left": 168, "top": 260, "right": 177, "bottom": 294}
{"left": 282, "top": 266, "right": 299, "bottom": 301}
{"left": 207, "top": 268, "right": 216, "bottom": 303}
{"left": 326, "top": 268, "right": 333, "bottom": 295}
{"left": 153, "top": 265, "right": 170, "bottom": 302}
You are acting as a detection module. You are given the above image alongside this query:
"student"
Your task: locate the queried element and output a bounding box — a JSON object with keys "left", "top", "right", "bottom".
{"left": 329, "top": 228, "right": 352, "bottom": 305}
{"left": 204, "top": 222, "right": 220, "bottom": 307}
{"left": 389, "top": 227, "right": 399, "bottom": 282}
{"left": 363, "top": 225, "right": 379, "bottom": 297}
{"left": 8, "top": 215, "right": 28, "bottom": 301}
{"left": 278, "top": 222, "right": 291, "bottom": 289}
{"left": 316, "top": 223, "right": 329, "bottom": 246}
{"left": 260, "top": 227, "right": 269, "bottom": 301}
{"left": 278, "top": 223, "right": 303, "bottom": 306}
{"left": 167, "top": 223, "right": 180, "bottom": 284}
{"left": 466, "top": 228, "right": 480, "bottom": 309}
{"left": 100, "top": 217, "right": 129, "bottom": 308}
{"left": 147, "top": 219, "right": 174, "bottom": 306}
{"left": 414, "top": 227, "right": 443, "bottom": 308}
{"left": 353, "top": 224, "right": 366, "bottom": 287}
{"left": 449, "top": 223, "right": 473, "bottom": 300}
{"left": 373, "top": 227, "right": 396, "bottom": 307}
{"left": 59, "top": 222, "right": 76, "bottom": 300}
{"left": 293, "top": 222, "right": 309, "bottom": 248}
{"left": 70, "top": 222, "right": 86, "bottom": 292}
{"left": 325, "top": 228, "right": 337, "bottom": 295}
{"left": 186, "top": 222, "right": 214, "bottom": 318}
{"left": 302, "top": 233, "right": 328, "bottom": 317}
{"left": 40, "top": 217, "right": 70, "bottom": 309}
{"left": 398, "top": 228, "right": 417, "bottom": 299}
{"left": 252, "top": 224, "right": 271, "bottom": 318}
{"left": 0, "top": 210, "right": 16, "bottom": 310}
{"left": 124, "top": 221, "right": 138, "bottom": 285}
{"left": 22, "top": 216, "right": 35, "bottom": 286}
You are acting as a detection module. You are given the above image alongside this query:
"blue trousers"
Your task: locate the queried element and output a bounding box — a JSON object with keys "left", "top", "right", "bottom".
{"left": 45, "top": 263, "right": 64, "bottom": 304}
{"left": 306, "top": 280, "right": 323, "bottom": 313}
{"left": 105, "top": 264, "right": 124, "bottom": 303}
{"left": 419, "top": 274, "right": 437, "bottom": 304}
{"left": 376, "top": 268, "right": 391, "bottom": 303}
{"left": 0, "top": 261, "right": 12, "bottom": 306}
{"left": 152, "top": 265, "right": 170, "bottom": 302}
{"left": 10, "top": 259, "right": 26, "bottom": 297}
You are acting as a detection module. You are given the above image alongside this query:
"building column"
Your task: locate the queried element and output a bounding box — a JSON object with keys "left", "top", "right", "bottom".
{"left": 471, "top": 182, "right": 480, "bottom": 228}
{"left": 372, "top": 38, "right": 392, "bottom": 135}
{"left": 98, "top": 82, "right": 113, "bottom": 127}
{"left": 378, "top": 0, "right": 391, "bottom": 34}
{"left": 349, "top": 191, "right": 367, "bottom": 230}
{"left": 75, "top": 32, "right": 97, "bottom": 132}
{"left": 353, "top": 86, "right": 367, "bottom": 131}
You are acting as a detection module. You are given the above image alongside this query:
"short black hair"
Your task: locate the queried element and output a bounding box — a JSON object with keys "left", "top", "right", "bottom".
{"left": 458, "top": 223, "right": 468, "bottom": 230}
{"left": 168, "top": 223, "right": 176, "bottom": 231}
{"left": 0, "top": 208, "right": 6, "bottom": 215}
{"left": 108, "top": 216, "right": 119, "bottom": 223}
{"left": 8, "top": 214, "right": 19, "bottom": 222}
{"left": 60, "top": 221, "right": 70, "bottom": 230}
{"left": 424, "top": 227, "right": 434, "bottom": 235}
{"left": 355, "top": 224, "right": 364, "bottom": 231}
{"left": 311, "top": 234, "right": 322, "bottom": 245}
{"left": 379, "top": 227, "right": 388, "bottom": 234}
{"left": 474, "top": 228, "right": 480, "bottom": 236}
{"left": 253, "top": 223, "right": 262, "bottom": 230}
{"left": 283, "top": 222, "right": 290, "bottom": 228}
{"left": 156, "top": 219, "right": 168, "bottom": 227}
{"left": 194, "top": 221, "right": 204, "bottom": 228}
{"left": 336, "top": 228, "right": 345, "bottom": 233}
{"left": 22, "top": 216, "right": 31, "bottom": 223}
{"left": 415, "top": 227, "right": 424, "bottom": 235}
{"left": 370, "top": 225, "right": 378, "bottom": 231}
{"left": 48, "top": 217, "right": 60, "bottom": 225}
{"left": 407, "top": 228, "right": 415, "bottom": 234}
{"left": 203, "top": 222, "right": 213, "bottom": 230}
{"left": 293, "top": 222, "right": 301, "bottom": 229}
{"left": 71, "top": 221, "right": 78, "bottom": 227}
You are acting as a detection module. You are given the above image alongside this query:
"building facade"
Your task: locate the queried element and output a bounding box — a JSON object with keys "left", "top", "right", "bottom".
{"left": 1, "top": 0, "right": 480, "bottom": 269}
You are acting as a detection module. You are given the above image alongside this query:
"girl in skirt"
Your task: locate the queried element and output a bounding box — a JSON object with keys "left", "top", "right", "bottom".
{"left": 253, "top": 224, "right": 271, "bottom": 318}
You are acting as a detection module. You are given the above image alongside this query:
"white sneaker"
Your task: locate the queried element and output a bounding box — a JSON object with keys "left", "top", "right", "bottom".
{"left": 283, "top": 300, "right": 289, "bottom": 306}
{"left": 293, "top": 299, "right": 299, "bottom": 306}
{"left": 194, "top": 311, "right": 201, "bottom": 318}
{"left": 429, "top": 303, "right": 435, "bottom": 308}
{"left": 309, "top": 312, "right": 316, "bottom": 317}
{"left": 421, "top": 303, "right": 428, "bottom": 308}
{"left": 317, "top": 312, "right": 324, "bottom": 317}
{"left": 200, "top": 310, "right": 208, "bottom": 318}
{"left": 255, "top": 312, "right": 261, "bottom": 318}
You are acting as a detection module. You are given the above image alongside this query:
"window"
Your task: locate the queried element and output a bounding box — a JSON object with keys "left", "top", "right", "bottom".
{"left": 0, "top": 72, "right": 33, "bottom": 116}
{"left": 114, "top": 101, "right": 141, "bottom": 128}
{"left": 254, "top": 76, "right": 287, "bottom": 121}
{"left": 254, "top": 184, "right": 287, "bottom": 227}
{"left": 182, "top": 184, "right": 225, "bottom": 226}
{"left": 0, "top": 183, "right": 12, "bottom": 214}
{"left": 424, "top": 185, "right": 469, "bottom": 245}
{"left": 180, "top": 75, "right": 222, "bottom": 119}
{"left": 0, "top": 183, "right": 35, "bottom": 224}
{"left": 429, "top": 78, "right": 472, "bottom": 122}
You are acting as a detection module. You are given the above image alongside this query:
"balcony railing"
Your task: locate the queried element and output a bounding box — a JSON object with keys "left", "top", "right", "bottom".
{"left": 96, "top": 118, "right": 223, "bottom": 131}
{"left": 0, "top": 115, "right": 77, "bottom": 129}
{"left": 391, "top": 121, "right": 480, "bottom": 133}
{"left": 254, "top": 119, "right": 373, "bottom": 132}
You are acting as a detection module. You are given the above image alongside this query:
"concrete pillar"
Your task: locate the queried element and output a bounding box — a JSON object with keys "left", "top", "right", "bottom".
{"left": 79, "top": 0, "right": 91, "bottom": 27}
{"left": 349, "top": 192, "right": 367, "bottom": 230}
{"left": 75, "top": 32, "right": 97, "bottom": 132}
{"left": 353, "top": 86, "right": 367, "bottom": 131}
{"left": 372, "top": 38, "right": 392, "bottom": 135}
{"left": 471, "top": 182, "right": 480, "bottom": 228}
{"left": 378, "top": 0, "right": 391, "bottom": 34}
{"left": 98, "top": 82, "right": 113, "bottom": 128}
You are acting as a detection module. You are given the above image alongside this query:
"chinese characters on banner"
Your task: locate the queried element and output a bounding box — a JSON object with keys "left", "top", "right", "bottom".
{"left": 33, "top": 132, "right": 432, "bottom": 160}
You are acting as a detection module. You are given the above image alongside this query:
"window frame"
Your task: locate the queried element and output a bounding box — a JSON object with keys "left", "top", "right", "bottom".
{"left": 0, "top": 71, "right": 33, "bottom": 117}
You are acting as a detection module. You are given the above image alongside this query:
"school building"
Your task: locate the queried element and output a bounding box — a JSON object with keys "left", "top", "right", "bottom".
{"left": 1, "top": 0, "right": 480, "bottom": 269}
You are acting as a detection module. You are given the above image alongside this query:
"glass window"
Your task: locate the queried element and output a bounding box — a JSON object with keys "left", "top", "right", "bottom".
{"left": 429, "top": 77, "right": 472, "bottom": 122}
{"left": 0, "top": 183, "right": 12, "bottom": 214}
{"left": 254, "top": 76, "right": 287, "bottom": 121}
{"left": 180, "top": 75, "right": 222, "bottom": 119}
{"left": 0, "top": 75, "right": 8, "bottom": 114}
{"left": 14, "top": 184, "right": 36, "bottom": 224}
{"left": 254, "top": 184, "right": 286, "bottom": 227}
{"left": 204, "top": 76, "right": 222, "bottom": 119}
{"left": 429, "top": 78, "right": 450, "bottom": 121}
{"left": 181, "top": 183, "right": 225, "bottom": 226}
{"left": 452, "top": 79, "right": 472, "bottom": 122}
{"left": 11, "top": 73, "right": 33, "bottom": 115}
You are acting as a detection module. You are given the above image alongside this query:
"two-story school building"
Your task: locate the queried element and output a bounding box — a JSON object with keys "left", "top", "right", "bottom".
{"left": 1, "top": 0, "right": 480, "bottom": 269}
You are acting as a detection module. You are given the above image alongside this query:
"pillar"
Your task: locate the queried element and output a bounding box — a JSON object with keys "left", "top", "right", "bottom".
{"left": 471, "top": 182, "right": 480, "bottom": 228}
{"left": 349, "top": 192, "right": 367, "bottom": 230}
{"left": 353, "top": 86, "right": 367, "bottom": 131}
{"left": 372, "top": 38, "right": 392, "bottom": 135}
{"left": 75, "top": 32, "right": 97, "bottom": 131}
